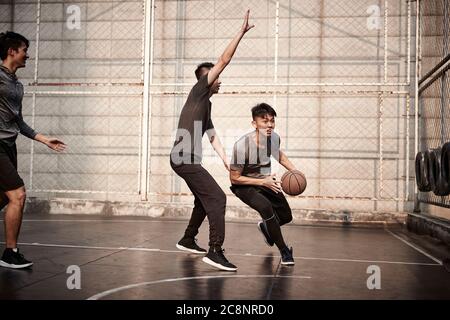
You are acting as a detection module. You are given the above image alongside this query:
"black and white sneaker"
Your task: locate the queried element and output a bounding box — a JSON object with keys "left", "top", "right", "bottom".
{"left": 0, "top": 248, "right": 33, "bottom": 269}
{"left": 280, "top": 246, "right": 295, "bottom": 266}
{"left": 257, "top": 221, "right": 274, "bottom": 247}
{"left": 176, "top": 237, "right": 207, "bottom": 254}
{"left": 202, "top": 247, "right": 237, "bottom": 271}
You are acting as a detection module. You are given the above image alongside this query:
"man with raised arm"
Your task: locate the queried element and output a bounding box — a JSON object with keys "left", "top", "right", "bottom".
{"left": 170, "top": 10, "right": 254, "bottom": 271}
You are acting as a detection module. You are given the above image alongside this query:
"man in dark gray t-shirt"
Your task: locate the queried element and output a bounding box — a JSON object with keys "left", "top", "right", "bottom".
{"left": 170, "top": 10, "right": 254, "bottom": 272}
{"left": 231, "top": 130, "right": 281, "bottom": 179}
{"left": 171, "top": 72, "right": 216, "bottom": 165}
{"left": 0, "top": 31, "right": 66, "bottom": 269}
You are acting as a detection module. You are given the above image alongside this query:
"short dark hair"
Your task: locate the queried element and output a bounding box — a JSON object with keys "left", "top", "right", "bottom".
{"left": 0, "top": 31, "right": 29, "bottom": 60}
{"left": 251, "top": 103, "right": 277, "bottom": 120}
{"left": 194, "top": 62, "right": 214, "bottom": 80}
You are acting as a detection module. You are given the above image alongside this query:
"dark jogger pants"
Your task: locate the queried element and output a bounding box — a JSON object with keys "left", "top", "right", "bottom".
{"left": 230, "top": 185, "right": 292, "bottom": 226}
{"left": 230, "top": 184, "right": 292, "bottom": 250}
{"left": 171, "top": 162, "right": 226, "bottom": 248}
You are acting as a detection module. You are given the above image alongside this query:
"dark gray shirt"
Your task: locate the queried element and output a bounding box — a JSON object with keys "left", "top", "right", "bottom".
{"left": 230, "top": 131, "right": 281, "bottom": 179}
{"left": 0, "top": 65, "right": 37, "bottom": 146}
{"left": 171, "top": 74, "right": 215, "bottom": 164}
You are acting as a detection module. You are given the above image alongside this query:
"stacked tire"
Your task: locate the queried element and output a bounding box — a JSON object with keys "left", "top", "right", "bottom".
{"left": 416, "top": 142, "right": 450, "bottom": 196}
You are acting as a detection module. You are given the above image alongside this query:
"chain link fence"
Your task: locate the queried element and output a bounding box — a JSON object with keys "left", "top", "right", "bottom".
{"left": 417, "top": 0, "right": 449, "bottom": 209}
{"left": 1, "top": 0, "right": 414, "bottom": 212}
{"left": 148, "top": 0, "right": 412, "bottom": 212}
{"left": 2, "top": 0, "right": 145, "bottom": 198}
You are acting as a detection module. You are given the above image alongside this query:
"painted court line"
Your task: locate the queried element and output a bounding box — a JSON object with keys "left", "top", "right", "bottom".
{"left": 10, "top": 219, "right": 371, "bottom": 230}
{"left": 240, "top": 252, "right": 441, "bottom": 266}
{"left": 2, "top": 241, "right": 441, "bottom": 266}
{"left": 13, "top": 219, "right": 189, "bottom": 224}
{"left": 384, "top": 229, "right": 443, "bottom": 265}
{"left": 87, "top": 274, "right": 312, "bottom": 300}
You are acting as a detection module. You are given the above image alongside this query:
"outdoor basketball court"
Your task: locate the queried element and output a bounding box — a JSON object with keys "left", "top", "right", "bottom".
{"left": 1, "top": 214, "right": 448, "bottom": 300}
{"left": 0, "top": 1, "right": 449, "bottom": 311}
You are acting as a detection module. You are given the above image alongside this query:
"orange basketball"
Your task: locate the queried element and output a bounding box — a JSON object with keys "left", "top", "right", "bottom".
{"left": 281, "top": 170, "right": 307, "bottom": 196}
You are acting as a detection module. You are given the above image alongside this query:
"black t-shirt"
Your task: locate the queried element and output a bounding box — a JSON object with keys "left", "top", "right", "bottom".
{"left": 171, "top": 74, "right": 215, "bottom": 164}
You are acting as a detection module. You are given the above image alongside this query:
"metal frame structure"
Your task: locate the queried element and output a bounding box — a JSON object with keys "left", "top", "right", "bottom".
{"left": 416, "top": 0, "right": 450, "bottom": 210}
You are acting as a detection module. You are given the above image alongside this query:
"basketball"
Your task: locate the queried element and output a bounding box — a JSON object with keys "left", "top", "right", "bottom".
{"left": 281, "top": 170, "right": 307, "bottom": 196}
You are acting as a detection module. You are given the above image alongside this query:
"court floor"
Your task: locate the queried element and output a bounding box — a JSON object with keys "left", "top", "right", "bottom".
{"left": 0, "top": 214, "right": 449, "bottom": 300}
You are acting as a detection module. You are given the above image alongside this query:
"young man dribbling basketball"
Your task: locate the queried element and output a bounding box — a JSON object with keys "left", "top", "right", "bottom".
{"left": 229, "top": 103, "right": 297, "bottom": 265}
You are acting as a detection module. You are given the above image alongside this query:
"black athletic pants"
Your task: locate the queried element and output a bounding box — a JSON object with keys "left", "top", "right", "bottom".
{"left": 171, "top": 162, "right": 226, "bottom": 248}
{"left": 230, "top": 184, "right": 292, "bottom": 250}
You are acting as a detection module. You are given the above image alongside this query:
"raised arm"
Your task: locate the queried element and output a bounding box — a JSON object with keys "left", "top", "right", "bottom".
{"left": 207, "top": 9, "right": 254, "bottom": 85}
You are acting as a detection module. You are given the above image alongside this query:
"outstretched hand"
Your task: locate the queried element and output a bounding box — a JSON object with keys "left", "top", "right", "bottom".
{"left": 241, "top": 9, "right": 255, "bottom": 34}
{"left": 45, "top": 138, "right": 66, "bottom": 152}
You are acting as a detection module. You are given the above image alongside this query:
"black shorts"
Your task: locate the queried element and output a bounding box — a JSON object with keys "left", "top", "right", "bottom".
{"left": 0, "top": 140, "right": 24, "bottom": 192}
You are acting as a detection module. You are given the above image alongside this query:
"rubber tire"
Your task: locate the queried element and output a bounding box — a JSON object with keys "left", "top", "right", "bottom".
{"left": 415, "top": 151, "right": 432, "bottom": 192}
{"left": 428, "top": 147, "right": 450, "bottom": 196}
{"left": 438, "top": 142, "right": 450, "bottom": 196}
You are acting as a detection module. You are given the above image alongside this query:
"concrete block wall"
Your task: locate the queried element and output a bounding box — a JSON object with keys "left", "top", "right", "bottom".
{"left": 0, "top": 0, "right": 416, "bottom": 216}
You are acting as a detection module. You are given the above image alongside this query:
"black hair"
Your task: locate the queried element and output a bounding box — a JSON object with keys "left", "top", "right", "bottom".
{"left": 0, "top": 31, "right": 29, "bottom": 60}
{"left": 251, "top": 103, "right": 277, "bottom": 120}
{"left": 194, "top": 62, "right": 214, "bottom": 80}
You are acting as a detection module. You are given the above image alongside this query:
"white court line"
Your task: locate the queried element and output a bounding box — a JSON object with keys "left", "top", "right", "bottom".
{"left": 0, "top": 242, "right": 165, "bottom": 252}
{"left": 2, "top": 241, "right": 441, "bottom": 266}
{"left": 87, "top": 274, "right": 312, "bottom": 300}
{"left": 240, "top": 252, "right": 440, "bottom": 266}
{"left": 6, "top": 219, "right": 368, "bottom": 230}
{"left": 6, "top": 219, "right": 189, "bottom": 224}
{"left": 384, "top": 229, "right": 443, "bottom": 265}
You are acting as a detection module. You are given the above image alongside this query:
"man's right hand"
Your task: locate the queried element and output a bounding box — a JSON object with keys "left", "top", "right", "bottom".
{"left": 207, "top": 9, "right": 254, "bottom": 86}
{"left": 241, "top": 9, "right": 255, "bottom": 34}
{"left": 261, "top": 173, "right": 283, "bottom": 193}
